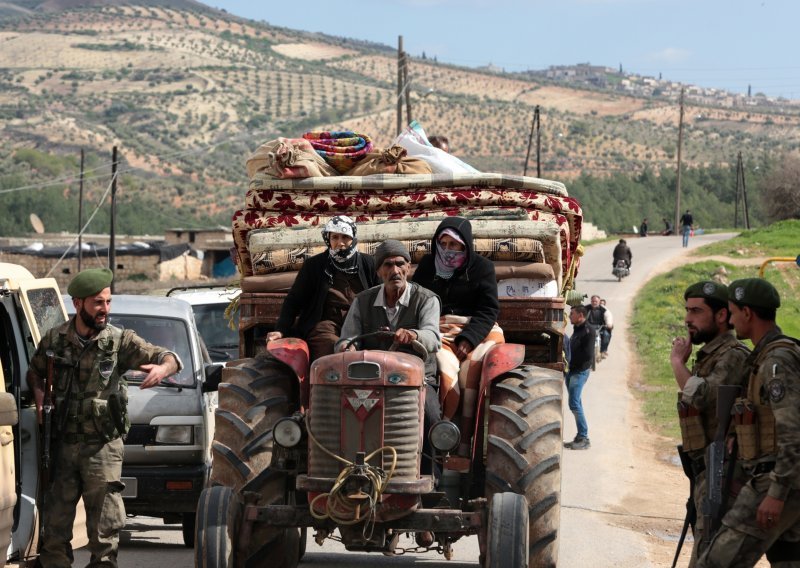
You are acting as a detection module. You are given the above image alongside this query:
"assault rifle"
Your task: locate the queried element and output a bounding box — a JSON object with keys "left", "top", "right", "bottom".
{"left": 671, "top": 444, "right": 697, "bottom": 568}
{"left": 702, "top": 384, "right": 740, "bottom": 549}
{"left": 41, "top": 350, "right": 56, "bottom": 489}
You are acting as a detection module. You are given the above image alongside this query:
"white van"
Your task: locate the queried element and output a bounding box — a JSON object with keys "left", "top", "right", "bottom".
{"left": 167, "top": 286, "right": 240, "bottom": 363}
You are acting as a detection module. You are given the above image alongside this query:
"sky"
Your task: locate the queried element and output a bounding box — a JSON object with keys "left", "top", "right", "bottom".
{"left": 204, "top": 0, "right": 800, "bottom": 100}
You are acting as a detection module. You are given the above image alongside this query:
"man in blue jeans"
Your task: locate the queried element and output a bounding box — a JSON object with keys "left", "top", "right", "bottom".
{"left": 680, "top": 209, "right": 694, "bottom": 248}
{"left": 564, "top": 305, "right": 596, "bottom": 450}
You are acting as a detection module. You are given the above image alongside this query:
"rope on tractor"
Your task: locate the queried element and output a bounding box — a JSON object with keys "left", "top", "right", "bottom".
{"left": 305, "top": 413, "right": 398, "bottom": 537}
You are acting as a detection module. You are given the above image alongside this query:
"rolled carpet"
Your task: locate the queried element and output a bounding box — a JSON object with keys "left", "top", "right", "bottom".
{"left": 302, "top": 130, "right": 373, "bottom": 173}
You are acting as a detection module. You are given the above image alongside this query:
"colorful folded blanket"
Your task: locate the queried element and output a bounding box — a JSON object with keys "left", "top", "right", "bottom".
{"left": 302, "top": 131, "right": 373, "bottom": 174}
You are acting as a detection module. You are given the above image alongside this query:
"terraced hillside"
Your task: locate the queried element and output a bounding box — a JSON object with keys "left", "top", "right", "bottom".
{"left": 0, "top": 0, "right": 798, "bottom": 234}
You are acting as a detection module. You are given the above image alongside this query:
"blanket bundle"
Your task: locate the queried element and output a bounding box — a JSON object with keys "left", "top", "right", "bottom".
{"left": 246, "top": 138, "right": 338, "bottom": 179}
{"left": 302, "top": 131, "right": 373, "bottom": 174}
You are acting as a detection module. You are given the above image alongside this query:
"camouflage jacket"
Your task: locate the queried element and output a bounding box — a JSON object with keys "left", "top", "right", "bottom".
{"left": 30, "top": 317, "right": 181, "bottom": 441}
{"left": 742, "top": 327, "right": 800, "bottom": 501}
{"left": 681, "top": 332, "right": 750, "bottom": 454}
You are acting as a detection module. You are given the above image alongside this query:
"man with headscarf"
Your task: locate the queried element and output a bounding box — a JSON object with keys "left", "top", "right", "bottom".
{"left": 268, "top": 215, "right": 380, "bottom": 361}
{"left": 412, "top": 217, "right": 503, "bottom": 454}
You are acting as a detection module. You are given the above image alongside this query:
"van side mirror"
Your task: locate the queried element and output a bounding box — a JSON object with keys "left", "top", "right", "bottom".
{"left": 202, "top": 363, "right": 224, "bottom": 393}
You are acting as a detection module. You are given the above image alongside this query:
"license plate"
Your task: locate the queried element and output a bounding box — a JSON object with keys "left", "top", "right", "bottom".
{"left": 121, "top": 477, "right": 137, "bottom": 499}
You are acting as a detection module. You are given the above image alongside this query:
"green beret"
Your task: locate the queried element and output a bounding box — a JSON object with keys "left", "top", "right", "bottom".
{"left": 729, "top": 278, "right": 781, "bottom": 309}
{"left": 67, "top": 268, "right": 113, "bottom": 298}
{"left": 684, "top": 281, "right": 728, "bottom": 304}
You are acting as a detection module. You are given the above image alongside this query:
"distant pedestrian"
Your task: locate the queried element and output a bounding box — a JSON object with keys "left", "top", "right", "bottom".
{"left": 662, "top": 217, "right": 674, "bottom": 236}
{"left": 564, "top": 305, "right": 595, "bottom": 450}
{"left": 639, "top": 218, "right": 649, "bottom": 237}
{"left": 680, "top": 209, "right": 694, "bottom": 247}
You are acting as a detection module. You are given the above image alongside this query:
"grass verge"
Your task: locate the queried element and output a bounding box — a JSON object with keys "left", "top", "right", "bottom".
{"left": 692, "top": 218, "right": 800, "bottom": 258}
{"left": 632, "top": 224, "right": 800, "bottom": 441}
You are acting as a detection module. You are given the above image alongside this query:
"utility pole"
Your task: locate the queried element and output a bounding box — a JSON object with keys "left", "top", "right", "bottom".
{"left": 403, "top": 51, "right": 412, "bottom": 126}
{"left": 523, "top": 106, "right": 541, "bottom": 177}
{"left": 674, "top": 88, "right": 685, "bottom": 235}
{"left": 109, "top": 146, "right": 118, "bottom": 293}
{"left": 77, "top": 148, "right": 85, "bottom": 271}
{"left": 734, "top": 152, "right": 751, "bottom": 229}
{"left": 396, "top": 36, "right": 404, "bottom": 135}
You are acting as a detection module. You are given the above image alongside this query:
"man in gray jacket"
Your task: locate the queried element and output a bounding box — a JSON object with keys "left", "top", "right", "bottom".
{"left": 338, "top": 239, "right": 442, "bottom": 473}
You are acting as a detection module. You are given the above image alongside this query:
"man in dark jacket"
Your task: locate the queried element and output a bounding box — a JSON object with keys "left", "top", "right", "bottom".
{"left": 267, "top": 215, "right": 380, "bottom": 360}
{"left": 612, "top": 239, "right": 632, "bottom": 269}
{"left": 565, "top": 305, "right": 596, "bottom": 450}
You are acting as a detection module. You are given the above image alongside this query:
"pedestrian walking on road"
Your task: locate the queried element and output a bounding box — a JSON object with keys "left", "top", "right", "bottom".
{"left": 698, "top": 279, "right": 800, "bottom": 567}
{"left": 564, "top": 305, "right": 595, "bottom": 450}
{"left": 639, "top": 218, "right": 649, "bottom": 237}
{"left": 27, "top": 268, "right": 182, "bottom": 568}
{"left": 680, "top": 209, "right": 694, "bottom": 247}
{"left": 670, "top": 281, "right": 750, "bottom": 566}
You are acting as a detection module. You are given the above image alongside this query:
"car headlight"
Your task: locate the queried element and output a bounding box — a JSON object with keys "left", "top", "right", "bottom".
{"left": 429, "top": 420, "right": 460, "bottom": 453}
{"left": 155, "top": 425, "right": 193, "bottom": 444}
{"left": 273, "top": 417, "right": 303, "bottom": 448}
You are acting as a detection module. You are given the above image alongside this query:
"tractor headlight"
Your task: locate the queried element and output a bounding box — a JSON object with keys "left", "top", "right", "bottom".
{"left": 429, "top": 420, "right": 460, "bottom": 453}
{"left": 273, "top": 417, "right": 303, "bottom": 448}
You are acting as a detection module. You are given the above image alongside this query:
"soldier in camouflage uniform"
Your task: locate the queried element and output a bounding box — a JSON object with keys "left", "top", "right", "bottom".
{"left": 670, "top": 281, "right": 750, "bottom": 565}
{"left": 27, "top": 268, "right": 181, "bottom": 568}
{"left": 698, "top": 278, "right": 800, "bottom": 568}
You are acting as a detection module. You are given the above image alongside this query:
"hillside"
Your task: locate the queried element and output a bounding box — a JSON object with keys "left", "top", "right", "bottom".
{"left": 0, "top": 0, "right": 798, "bottom": 236}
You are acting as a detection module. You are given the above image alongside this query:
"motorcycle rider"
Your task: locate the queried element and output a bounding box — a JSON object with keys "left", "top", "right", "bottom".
{"left": 585, "top": 295, "right": 613, "bottom": 361}
{"left": 612, "top": 238, "right": 632, "bottom": 270}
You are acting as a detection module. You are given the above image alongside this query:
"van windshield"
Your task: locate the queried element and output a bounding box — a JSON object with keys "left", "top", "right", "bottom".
{"left": 192, "top": 304, "right": 239, "bottom": 362}
{"left": 109, "top": 315, "right": 196, "bottom": 387}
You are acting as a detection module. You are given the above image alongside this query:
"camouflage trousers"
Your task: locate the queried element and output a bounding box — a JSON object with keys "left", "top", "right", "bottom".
{"left": 687, "top": 469, "right": 708, "bottom": 568}
{"left": 40, "top": 437, "right": 126, "bottom": 568}
{"left": 698, "top": 473, "right": 800, "bottom": 567}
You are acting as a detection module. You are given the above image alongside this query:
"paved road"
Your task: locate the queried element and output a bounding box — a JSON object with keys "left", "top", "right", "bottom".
{"left": 74, "top": 232, "right": 732, "bottom": 567}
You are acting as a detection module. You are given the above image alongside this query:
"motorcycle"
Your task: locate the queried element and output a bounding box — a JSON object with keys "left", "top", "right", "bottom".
{"left": 612, "top": 259, "right": 630, "bottom": 282}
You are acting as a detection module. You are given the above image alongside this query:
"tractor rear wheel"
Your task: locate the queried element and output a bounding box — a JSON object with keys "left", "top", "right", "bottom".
{"left": 485, "top": 492, "right": 529, "bottom": 568}
{"left": 211, "top": 355, "right": 301, "bottom": 568}
{"left": 485, "top": 365, "right": 563, "bottom": 568}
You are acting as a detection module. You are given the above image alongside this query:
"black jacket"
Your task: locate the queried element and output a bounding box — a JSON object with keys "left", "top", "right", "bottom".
{"left": 411, "top": 216, "right": 500, "bottom": 349}
{"left": 569, "top": 322, "right": 595, "bottom": 373}
{"left": 612, "top": 243, "right": 632, "bottom": 266}
{"left": 276, "top": 251, "right": 379, "bottom": 338}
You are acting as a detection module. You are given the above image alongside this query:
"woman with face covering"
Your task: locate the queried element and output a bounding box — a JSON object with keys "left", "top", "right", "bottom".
{"left": 412, "top": 216, "right": 503, "bottom": 454}
{"left": 267, "top": 215, "right": 380, "bottom": 361}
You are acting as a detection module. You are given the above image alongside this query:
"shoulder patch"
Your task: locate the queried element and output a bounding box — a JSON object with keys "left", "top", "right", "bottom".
{"left": 767, "top": 378, "right": 786, "bottom": 403}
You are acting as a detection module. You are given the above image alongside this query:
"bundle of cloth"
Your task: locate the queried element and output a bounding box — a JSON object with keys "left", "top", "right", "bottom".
{"left": 246, "top": 137, "right": 338, "bottom": 179}
{"left": 302, "top": 130, "right": 373, "bottom": 174}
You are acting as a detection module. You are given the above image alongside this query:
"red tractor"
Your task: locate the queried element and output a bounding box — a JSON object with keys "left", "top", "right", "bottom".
{"left": 197, "top": 172, "right": 582, "bottom": 567}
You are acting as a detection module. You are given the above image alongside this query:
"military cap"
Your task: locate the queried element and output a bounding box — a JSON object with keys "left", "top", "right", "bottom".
{"left": 67, "top": 268, "right": 113, "bottom": 298}
{"left": 684, "top": 280, "right": 728, "bottom": 303}
{"left": 729, "top": 278, "right": 781, "bottom": 309}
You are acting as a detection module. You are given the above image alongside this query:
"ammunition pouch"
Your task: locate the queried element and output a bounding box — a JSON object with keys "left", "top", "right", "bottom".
{"left": 108, "top": 392, "right": 130, "bottom": 438}
{"left": 678, "top": 399, "right": 706, "bottom": 452}
{"left": 733, "top": 398, "right": 759, "bottom": 460}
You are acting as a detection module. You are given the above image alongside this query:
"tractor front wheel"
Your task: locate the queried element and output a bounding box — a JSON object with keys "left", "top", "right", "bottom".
{"left": 485, "top": 365, "right": 563, "bottom": 568}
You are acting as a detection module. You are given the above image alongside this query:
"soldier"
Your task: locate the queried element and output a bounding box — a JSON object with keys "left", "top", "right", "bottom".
{"left": 698, "top": 278, "right": 800, "bottom": 567}
{"left": 27, "top": 268, "right": 182, "bottom": 568}
{"left": 670, "top": 281, "right": 750, "bottom": 565}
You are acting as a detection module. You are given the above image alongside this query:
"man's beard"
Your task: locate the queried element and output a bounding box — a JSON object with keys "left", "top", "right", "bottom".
{"left": 689, "top": 326, "right": 716, "bottom": 345}
{"left": 79, "top": 307, "right": 106, "bottom": 332}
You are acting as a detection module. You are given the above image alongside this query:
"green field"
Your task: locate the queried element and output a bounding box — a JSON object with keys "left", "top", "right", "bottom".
{"left": 632, "top": 220, "right": 800, "bottom": 440}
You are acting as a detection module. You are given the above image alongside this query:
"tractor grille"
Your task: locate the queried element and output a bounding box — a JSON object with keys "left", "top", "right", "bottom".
{"left": 308, "top": 385, "right": 421, "bottom": 481}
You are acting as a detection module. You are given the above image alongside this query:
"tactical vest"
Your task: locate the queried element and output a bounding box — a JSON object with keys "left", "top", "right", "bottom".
{"left": 679, "top": 338, "right": 749, "bottom": 453}
{"left": 54, "top": 324, "right": 130, "bottom": 444}
{"left": 735, "top": 337, "right": 800, "bottom": 461}
{"left": 355, "top": 283, "right": 438, "bottom": 378}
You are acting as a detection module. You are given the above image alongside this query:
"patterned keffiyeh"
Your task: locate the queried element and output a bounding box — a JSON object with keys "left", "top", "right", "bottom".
{"left": 303, "top": 131, "right": 373, "bottom": 174}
